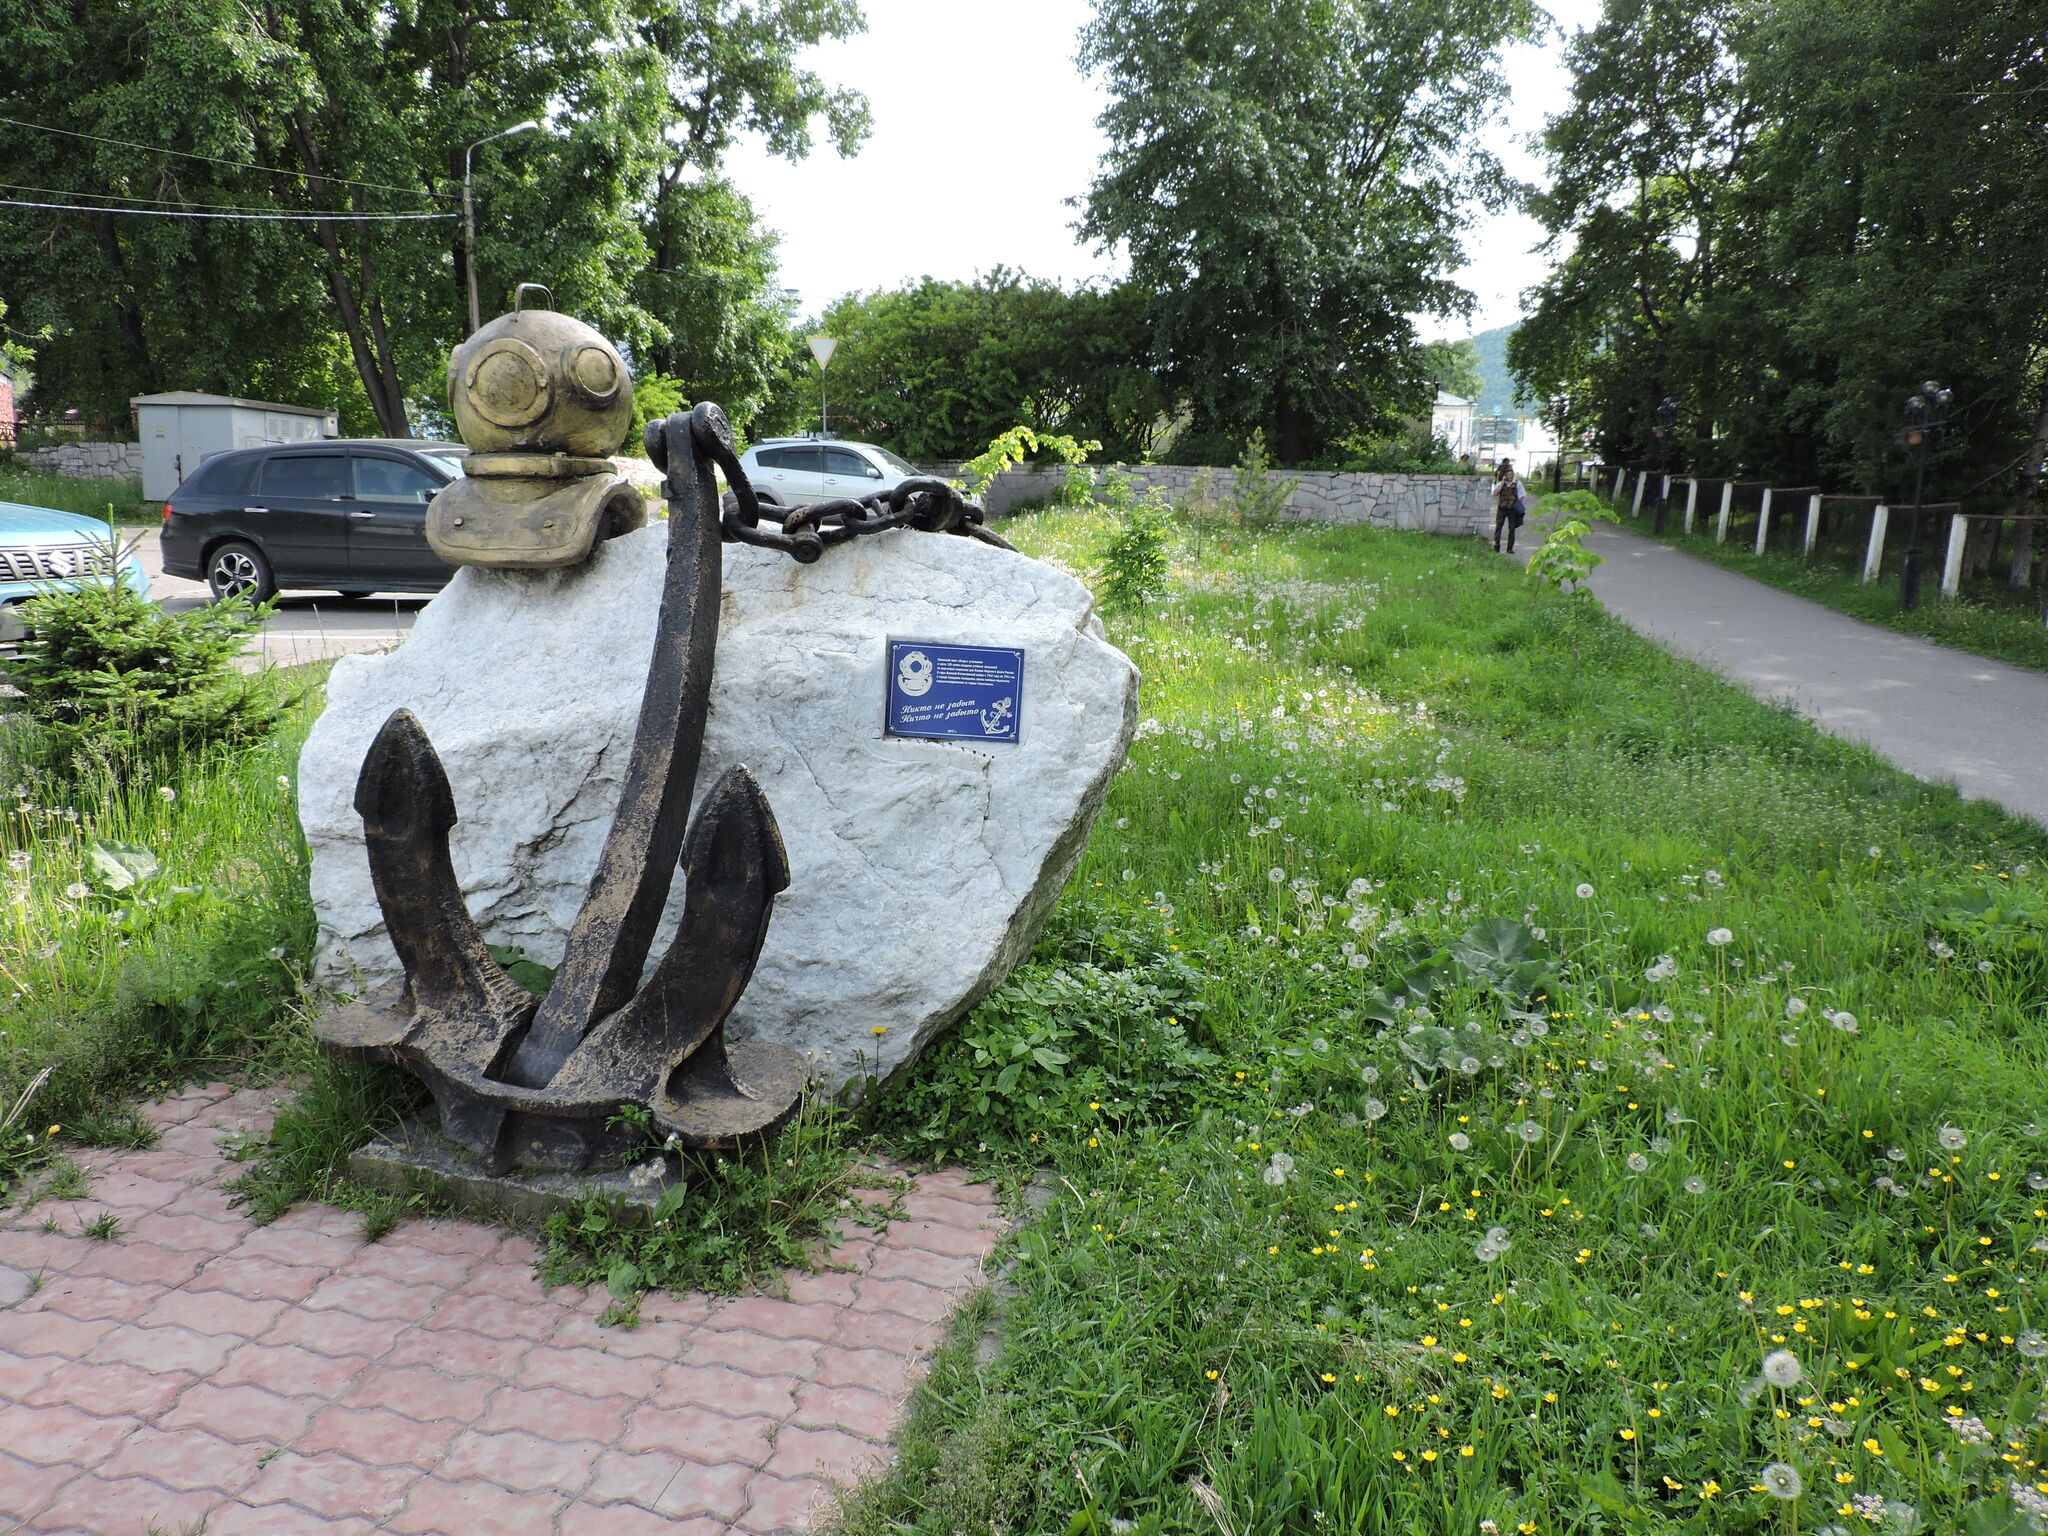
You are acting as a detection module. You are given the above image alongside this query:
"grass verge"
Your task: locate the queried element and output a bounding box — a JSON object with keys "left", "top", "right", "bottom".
{"left": 834, "top": 505, "right": 2048, "bottom": 1535}
{"left": 0, "top": 463, "right": 155, "bottom": 525}
{"left": 0, "top": 682, "right": 320, "bottom": 1203}
{"left": 1620, "top": 503, "right": 2048, "bottom": 675}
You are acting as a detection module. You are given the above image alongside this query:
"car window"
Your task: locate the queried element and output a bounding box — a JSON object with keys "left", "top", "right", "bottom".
{"left": 185, "top": 455, "right": 256, "bottom": 500}
{"left": 259, "top": 454, "right": 349, "bottom": 499}
{"left": 758, "top": 446, "right": 824, "bottom": 472}
{"left": 824, "top": 448, "right": 879, "bottom": 477}
{"left": 420, "top": 451, "right": 466, "bottom": 479}
{"left": 354, "top": 456, "right": 446, "bottom": 503}
{"left": 872, "top": 446, "right": 921, "bottom": 477}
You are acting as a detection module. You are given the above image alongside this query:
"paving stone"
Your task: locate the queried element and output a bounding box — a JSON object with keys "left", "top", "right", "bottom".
{"left": 203, "top": 1502, "right": 385, "bottom": 1536}
{"left": 763, "top": 1424, "right": 886, "bottom": 1484}
{"left": 344, "top": 1363, "right": 498, "bottom": 1424}
{"left": 160, "top": 1382, "right": 315, "bottom": 1444}
{"left": 341, "top": 1241, "right": 479, "bottom": 1291}
{"left": 0, "top": 1309, "right": 114, "bottom": 1359}
{"left": 24, "top": 1470, "right": 222, "bottom": 1533}
{"left": 654, "top": 1363, "right": 801, "bottom": 1419}
{"left": 652, "top": 1455, "right": 756, "bottom": 1520}
{"left": 212, "top": 1340, "right": 371, "bottom": 1398}
{"left": 241, "top": 1448, "right": 421, "bottom": 1521}
{"left": 25, "top": 1272, "right": 164, "bottom": 1324}
{"left": 137, "top": 1287, "right": 288, "bottom": 1338}
{"left": 831, "top": 1308, "right": 935, "bottom": 1355}
{"left": 426, "top": 1289, "right": 562, "bottom": 1340}
{"left": 386, "top": 1475, "right": 569, "bottom": 1536}
{"left": 583, "top": 1446, "right": 687, "bottom": 1506}
{"left": 301, "top": 1272, "right": 441, "bottom": 1322}
{"left": 26, "top": 1359, "right": 196, "bottom": 1419}
{"left": 898, "top": 1192, "right": 992, "bottom": 1227}
{"left": 812, "top": 1346, "right": 913, "bottom": 1399}
{"left": 184, "top": 1255, "right": 330, "bottom": 1303}
{"left": 552, "top": 1312, "right": 695, "bottom": 1358}
{"left": 0, "top": 1346, "right": 58, "bottom": 1398}
{"left": 620, "top": 1403, "right": 775, "bottom": 1465}
{"left": 685, "top": 1327, "right": 820, "bottom": 1377}
{"left": 517, "top": 1342, "right": 665, "bottom": 1399}
{"left": 296, "top": 1404, "right": 464, "bottom": 1469}
{"left": 65, "top": 1240, "right": 207, "bottom": 1288}
{"left": 0, "top": 1450, "right": 79, "bottom": 1520}
{"left": 383, "top": 1325, "right": 532, "bottom": 1380}
{"left": 850, "top": 1277, "right": 954, "bottom": 1323}
{"left": 477, "top": 1382, "right": 633, "bottom": 1442}
{"left": 792, "top": 1381, "right": 901, "bottom": 1440}
{"left": 735, "top": 1471, "right": 833, "bottom": 1534}
{"left": 560, "top": 1504, "right": 726, "bottom": 1536}
{"left": 0, "top": 1401, "right": 141, "bottom": 1466}
{"left": 99, "top": 1424, "right": 268, "bottom": 1493}
{"left": 865, "top": 1246, "right": 985, "bottom": 1289}
{"left": 705, "top": 1296, "right": 843, "bottom": 1342}
{"left": 261, "top": 1304, "right": 410, "bottom": 1358}
{"left": 438, "top": 1426, "right": 604, "bottom": 1491}
{"left": 230, "top": 1227, "right": 365, "bottom": 1270}
{"left": 122, "top": 1212, "right": 245, "bottom": 1256}
{"left": 89, "top": 1322, "right": 241, "bottom": 1375}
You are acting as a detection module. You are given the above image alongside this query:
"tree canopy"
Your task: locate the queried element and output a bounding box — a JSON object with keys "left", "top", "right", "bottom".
{"left": 1511, "top": 0, "right": 2048, "bottom": 509}
{"left": 0, "top": 0, "right": 866, "bottom": 439}
{"left": 1079, "top": 0, "right": 1537, "bottom": 465}
{"left": 771, "top": 272, "right": 1169, "bottom": 464}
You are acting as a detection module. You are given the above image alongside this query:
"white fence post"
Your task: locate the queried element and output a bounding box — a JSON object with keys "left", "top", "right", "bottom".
{"left": 1660, "top": 473, "right": 1672, "bottom": 508}
{"left": 1715, "top": 482, "right": 1734, "bottom": 544}
{"left": 1631, "top": 472, "right": 1648, "bottom": 517}
{"left": 1803, "top": 494, "right": 1822, "bottom": 557}
{"left": 1683, "top": 479, "right": 1699, "bottom": 534}
{"left": 1754, "top": 487, "right": 1775, "bottom": 556}
{"left": 1941, "top": 512, "right": 1968, "bottom": 598}
{"left": 1863, "top": 505, "right": 1889, "bottom": 583}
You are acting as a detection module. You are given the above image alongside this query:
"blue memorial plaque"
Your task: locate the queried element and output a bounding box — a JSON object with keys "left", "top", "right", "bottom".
{"left": 885, "top": 640, "right": 1024, "bottom": 744}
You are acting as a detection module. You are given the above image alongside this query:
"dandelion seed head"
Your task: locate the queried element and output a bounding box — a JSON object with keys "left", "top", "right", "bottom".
{"left": 1762, "top": 1350, "right": 1803, "bottom": 1387}
{"left": 1759, "top": 1461, "right": 1802, "bottom": 1500}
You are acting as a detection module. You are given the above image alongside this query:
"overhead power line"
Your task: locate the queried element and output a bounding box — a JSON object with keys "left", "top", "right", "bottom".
{"left": 0, "top": 197, "right": 456, "bottom": 221}
{"left": 0, "top": 180, "right": 417, "bottom": 216}
{"left": 0, "top": 117, "right": 453, "bottom": 202}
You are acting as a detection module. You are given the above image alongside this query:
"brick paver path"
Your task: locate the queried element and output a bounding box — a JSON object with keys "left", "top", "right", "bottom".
{"left": 0, "top": 1083, "right": 1003, "bottom": 1535}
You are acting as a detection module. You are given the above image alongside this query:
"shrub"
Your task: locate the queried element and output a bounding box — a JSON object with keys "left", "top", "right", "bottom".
{"left": 1231, "top": 429, "right": 1299, "bottom": 523}
{"left": 1092, "top": 472, "right": 1174, "bottom": 606}
{"left": 10, "top": 545, "right": 290, "bottom": 773}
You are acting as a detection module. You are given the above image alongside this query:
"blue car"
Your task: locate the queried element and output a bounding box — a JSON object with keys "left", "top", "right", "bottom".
{"left": 0, "top": 501, "right": 152, "bottom": 644}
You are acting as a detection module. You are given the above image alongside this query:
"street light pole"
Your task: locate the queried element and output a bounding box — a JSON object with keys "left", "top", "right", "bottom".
{"left": 1897, "top": 379, "right": 1951, "bottom": 613}
{"left": 463, "top": 120, "right": 541, "bottom": 333}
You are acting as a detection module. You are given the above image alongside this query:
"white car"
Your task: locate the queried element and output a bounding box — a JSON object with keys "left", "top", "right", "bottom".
{"left": 735, "top": 438, "right": 926, "bottom": 508}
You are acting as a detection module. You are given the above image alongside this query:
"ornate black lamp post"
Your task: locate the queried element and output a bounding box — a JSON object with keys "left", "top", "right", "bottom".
{"left": 1897, "top": 380, "right": 1951, "bottom": 612}
{"left": 1549, "top": 394, "right": 1569, "bottom": 493}
{"left": 1652, "top": 396, "right": 1679, "bottom": 535}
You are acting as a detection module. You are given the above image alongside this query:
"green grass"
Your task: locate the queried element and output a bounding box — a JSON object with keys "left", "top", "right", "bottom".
{"left": 834, "top": 506, "right": 2048, "bottom": 1536}
{"left": 1617, "top": 496, "right": 2048, "bottom": 676}
{"left": 0, "top": 462, "right": 154, "bottom": 525}
{"left": 0, "top": 686, "right": 319, "bottom": 1204}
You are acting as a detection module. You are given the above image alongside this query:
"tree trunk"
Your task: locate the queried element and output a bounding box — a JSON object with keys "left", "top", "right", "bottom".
{"left": 2009, "top": 369, "right": 2048, "bottom": 589}
{"left": 1274, "top": 381, "right": 1305, "bottom": 467}
{"left": 89, "top": 214, "right": 151, "bottom": 381}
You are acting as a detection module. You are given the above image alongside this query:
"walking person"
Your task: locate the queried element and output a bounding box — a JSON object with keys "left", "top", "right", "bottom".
{"left": 1492, "top": 459, "right": 1526, "bottom": 553}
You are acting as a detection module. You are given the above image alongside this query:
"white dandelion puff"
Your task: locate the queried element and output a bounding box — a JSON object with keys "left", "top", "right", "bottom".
{"left": 1706, "top": 927, "right": 1733, "bottom": 947}
{"left": 1762, "top": 1350, "right": 1803, "bottom": 1387}
{"left": 1759, "top": 1462, "right": 1802, "bottom": 1500}
{"left": 1938, "top": 1125, "right": 1967, "bottom": 1151}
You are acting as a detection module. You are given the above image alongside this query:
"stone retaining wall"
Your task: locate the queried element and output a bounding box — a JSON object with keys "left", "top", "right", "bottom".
{"left": 927, "top": 461, "right": 1492, "bottom": 537}
{"left": 18, "top": 440, "right": 144, "bottom": 481}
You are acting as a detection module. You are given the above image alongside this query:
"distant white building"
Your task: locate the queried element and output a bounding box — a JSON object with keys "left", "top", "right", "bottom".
{"left": 130, "top": 391, "right": 338, "bottom": 500}
{"left": 1430, "top": 391, "right": 1475, "bottom": 457}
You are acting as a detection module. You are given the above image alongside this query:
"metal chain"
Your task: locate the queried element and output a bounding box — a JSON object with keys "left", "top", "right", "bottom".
{"left": 647, "top": 404, "right": 1016, "bottom": 565}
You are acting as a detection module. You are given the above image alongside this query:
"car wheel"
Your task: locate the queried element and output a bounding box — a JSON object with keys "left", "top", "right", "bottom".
{"left": 206, "top": 540, "right": 275, "bottom": 604}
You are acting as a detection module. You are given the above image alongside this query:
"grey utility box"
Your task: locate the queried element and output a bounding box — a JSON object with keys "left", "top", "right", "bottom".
{"left": 131, "top": 392, "right": 339, "bottom": 501}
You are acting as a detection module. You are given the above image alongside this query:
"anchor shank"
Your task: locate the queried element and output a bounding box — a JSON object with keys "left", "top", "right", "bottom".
{"left": 505, "top": 412, "right": 723, "bottom": 1085}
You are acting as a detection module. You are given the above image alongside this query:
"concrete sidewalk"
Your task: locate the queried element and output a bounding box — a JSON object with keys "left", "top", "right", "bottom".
{"left": 1510, "top": 519, "right": 2048, "bottom": 829}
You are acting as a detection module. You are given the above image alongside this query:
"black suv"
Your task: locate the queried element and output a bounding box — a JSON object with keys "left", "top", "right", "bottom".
{"left": 160, "top": 440, "right": 468, "bottom": 602}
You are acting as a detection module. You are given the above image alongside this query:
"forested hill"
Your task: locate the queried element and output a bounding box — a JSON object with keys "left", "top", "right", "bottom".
{"left": 1469, "top": 324, "right": 1532, "bottom": 416}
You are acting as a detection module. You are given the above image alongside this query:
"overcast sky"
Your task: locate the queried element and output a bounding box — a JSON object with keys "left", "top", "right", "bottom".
{"left": 721, "top": 0, "right": 1609, "bottom": 342}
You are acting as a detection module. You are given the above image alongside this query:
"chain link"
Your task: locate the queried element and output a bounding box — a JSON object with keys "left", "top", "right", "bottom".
{"left": 645, "top": 404, "right": 1015, "bottom": 564}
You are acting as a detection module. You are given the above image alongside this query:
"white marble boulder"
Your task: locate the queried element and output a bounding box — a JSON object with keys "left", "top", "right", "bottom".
{"left": 298, "top": 522, "right": 1138, "bottom": 1089}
